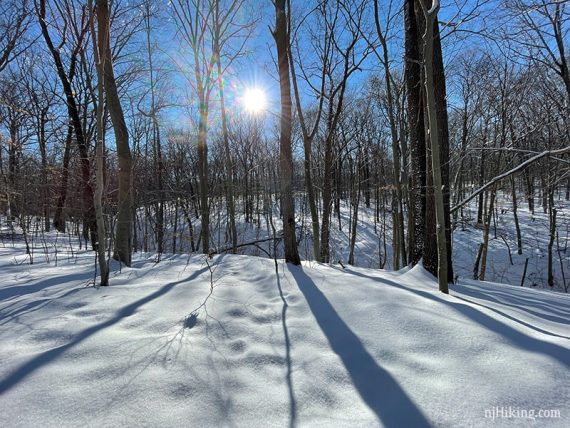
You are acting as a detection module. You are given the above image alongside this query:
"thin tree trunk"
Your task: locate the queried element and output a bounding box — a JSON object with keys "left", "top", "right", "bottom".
{"left": 320, "top": 124, "right": 334, "bottom": 263}
{"left": 432, "top": 14, "right": 453, "bottom": 282}
{"left": 348, "top": 159, "right": 360, "bottom": 266}
{"left": 479, "top": 188, "right": 496, "bottom": 282}
{"left": 511, "top": 175, "right": 522, "bottom": 255}
{"left": 90, "top": 0, "right": 109, "bottom": 286}
{"left": 548, "top": 183, "right": 556, "bottom": 287}
{"left": 53, "top": 122, "right": 73, "bottom": 233}
{"left": 215, "top": 50, "right": 237, "bottom": 254}
{"left": 374, "top": 0, "right": 405, "bottom": 268}
{"left": 420, "top": 0, "right": 448, "bottom": 293}
{"left": 37, "top": 108, "right": 50, "bottom": 232}
{"left": 197, "top": 102, "right": 210, "bottom": 254}
{"left": 477, "top": 150, "right": 485, "bottom": 224}
{"left": 144, "top": 4, "right": 164, "bottom": 256}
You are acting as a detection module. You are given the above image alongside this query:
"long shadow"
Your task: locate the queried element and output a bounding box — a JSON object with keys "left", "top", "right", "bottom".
{"left": 458, "top": 284, "right": 570, "bottom": 320}
{"left": 454, "top": 285, "right": 570, "bottom": 327}
{"left": 288, "top": 265, "right": 430, "bottom": 427}
{"left": 345, "top": 269, "right": 570, "bottom": 369}
{"left": 453, "top": 295, "right": 570, "bottom": 340}
{"left": 0, "top": 271, "right": 93, "bottom": 302}
{"left": 0, "top": 288, "right": 86, "bottom": 326}
{"left": 274, "top": 259, "right": 297, "bottom": 428}
{"left": 0, "top": 266, "right": 210, "bottom": 395}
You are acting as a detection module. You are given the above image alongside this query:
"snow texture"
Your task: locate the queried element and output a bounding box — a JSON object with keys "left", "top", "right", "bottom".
{"left": 0, "top": 239, "right": 569, "bottom": 427}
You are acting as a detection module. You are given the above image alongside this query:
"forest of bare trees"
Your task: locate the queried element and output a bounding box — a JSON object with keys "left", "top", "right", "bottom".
{"left": 0, "top": 0, "right": 569, "bottom": 291}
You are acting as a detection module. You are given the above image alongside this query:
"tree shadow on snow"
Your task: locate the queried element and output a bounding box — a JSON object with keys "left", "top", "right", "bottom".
{"left": 455, "top": 284, "right": 570, "bottom": 326}
{"left": 452, "top": 295, "right": 570, "bottom": 340}
{"left": 344, "top": 269, "right": 570, "bottom": 369}
{"left": 0, "top": 265, "right": 210, "bottom": 395}
{"left": 0, "top": 271, "right": 93, "bottom": 302}
{"left": 274, "top": 260, "right": 297, "bottom": 428}
{"left": 288, "top": 265, "right": 430, "bottom": 427}
{"left": 0, "top": 287, "right": 86, "bottom": 327}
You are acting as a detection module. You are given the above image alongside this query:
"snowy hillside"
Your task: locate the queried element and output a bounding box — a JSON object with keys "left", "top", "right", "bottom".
{"left": 0, "top": 241, "right": 568, "bottom": 427}
{"left": 132, "top": 193, "right": 570, "bottom": 291}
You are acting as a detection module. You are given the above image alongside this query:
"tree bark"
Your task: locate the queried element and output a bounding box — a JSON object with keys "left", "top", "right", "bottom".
{"left": 273, "top": 0, "right": 300, "bottom": 264}
{"left": 419, "top": 0, "right": 448, "bottom": 293}
{"left": 96, "top": 0, "right": 133, "bottom": 266}
{"left": 432, "top": 15, "right": 453, "bottom": 282}
{"left": 90, "top": 0, "right": 109, "bottom": 286}
{"left": 405, "top": 0, "right": 426, "bottom": 267}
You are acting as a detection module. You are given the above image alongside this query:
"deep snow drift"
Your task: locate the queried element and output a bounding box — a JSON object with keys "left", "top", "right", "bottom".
{"left": 0, "top": 242, "right": 569, "bottom": 427}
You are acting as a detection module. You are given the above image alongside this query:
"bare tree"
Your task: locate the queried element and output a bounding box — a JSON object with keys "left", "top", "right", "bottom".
{"left": 273, "top": 0, "right": 300, "bottom": 264}
{"left": 0, "top": 0, "right": 31, "bottom": 73}
{"left": 36, "top": 0, "right": 97, "bottom": 246}
{"left": 373, "top": 0, "right": 406, "bottom": 269}
{"left": 418, "top": 0, "right": 448, "bottom": 293}
{"left": 95, "top": 0, "right": 133, "bottom": 266}
{"left": 172, "top": 0, "right": 250, "bottom": 255}
{"left": 504, "top": 0, "right": 570, "bottom": 103}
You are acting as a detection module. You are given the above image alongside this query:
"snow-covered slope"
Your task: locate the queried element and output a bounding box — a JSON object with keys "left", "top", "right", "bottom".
{"left": 0, "top": 244, "right": 568, "bottom": 427}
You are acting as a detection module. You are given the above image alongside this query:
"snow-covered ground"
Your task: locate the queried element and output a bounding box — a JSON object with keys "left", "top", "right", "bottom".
{"left": 1, "top": 236, "right": 568, "bottom": 427}
{"left": 453, "top": 193, "right": 570, "bottom": 291}
{"left": 138, "top": 193, "right": 570, "bottom": 291}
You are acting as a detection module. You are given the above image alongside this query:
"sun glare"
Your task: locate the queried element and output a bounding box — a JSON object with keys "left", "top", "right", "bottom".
{"left": 242, "top": 87, "right": 267, "bottom": 114}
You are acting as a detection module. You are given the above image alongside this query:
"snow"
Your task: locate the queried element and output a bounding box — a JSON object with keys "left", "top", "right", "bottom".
{"left": 136, "top": 192, "right": 570, "bottom": 290}
{"left": 452, "top": 192, "right": 570, "bottom": 290}
{"left": 1, "top": 238, "right": 569, "bottom": 427}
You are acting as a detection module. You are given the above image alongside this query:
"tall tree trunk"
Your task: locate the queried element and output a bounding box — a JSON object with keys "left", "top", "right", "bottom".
{"left": 432, "top": 15, "right": 453, "bottom": 282}
{"left": 320, "top": 114, "right": 334, "bottom": 263}
{"left": 273, "top": 0, "right": 300, "bottom": 265}
{"left": 405, "top": 0, "right": 426, "bottom": 266}
{"left": 375, "top": 0, "right": 405, "bottom": 269}
{"left": 144, "top": 4, "right": 164, "bottom": 255}
{"left": 197, "top": 102, "right": 210, "bottom": 254}
{"left": 97, "top": 0, "right": 133, "bottom": 266}
{"left": 289, "top": 47, "right": 321, "bottom": 260}
{"left": 216, "top": 50, "right": 237, "bottom": 254}
{"left": 90, "top": 0, "right": 109, "bottom": 286}
{"left": 420, "top": 0, "right": 448, "bottom": 293}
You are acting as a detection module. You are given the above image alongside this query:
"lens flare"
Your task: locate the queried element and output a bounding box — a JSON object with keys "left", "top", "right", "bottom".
{"left": 242, "top": 87, "right": 267, "bottom": 114}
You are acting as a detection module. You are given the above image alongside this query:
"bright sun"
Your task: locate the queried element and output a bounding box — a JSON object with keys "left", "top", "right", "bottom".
{"left": 242, "top": 87, "right": 267, "bottom": 114}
